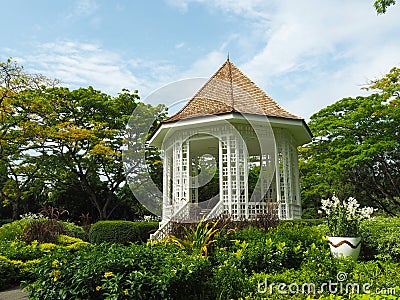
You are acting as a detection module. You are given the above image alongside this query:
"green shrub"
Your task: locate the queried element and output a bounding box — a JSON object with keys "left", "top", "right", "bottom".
{"left": 133, "top": 222, "right": 159, "bottom": 242}
{"left": 0, "top": 219, "right": 31, "bottom": 241}
{"left": 22, "top": 221, "right": 400, "bottom": 299}
{"left": 211, "top": 241, "right": 252, "bottom": 299}
{"left": 59, "top": 221, "right": 87, "bottom": 241}
{"left": 57, "top": 234, "right": 84, "bottom": 245}
{"left": 360, "top": 217, "right": 400, "bottom": 261}
{"left": 0, "top": 238, "right": 91, "bottom": 291}
{"left": 17, "top": 259, "right": 41, "bottom": 282}
{"left": 0, "top": 219, "right": 12, "bottom": 227}
{"left": 0, "top": 219, "right": 85, "bottom": 243}
{"left": 0, "top": 256, "right": 43, "bottom": 291}
{"left": 89, "top": 221, "right": 158, "bottom": 244}
{"left": 0, "top": 240, "right": 46, "bottom": 261}
{"left": 0, "top": 255, "right": 19, "bottom": 290}
{"left": 24, "top": 243, "right": 212, "bottom": 299}
{"left": 243, "top": 259, "right": 400, "bottom": 299}
{"left": 216, "top": 223, "right": 328, "bottom": 274}
{"left": 279, "top": 218, "right": 324, "bottom": 227}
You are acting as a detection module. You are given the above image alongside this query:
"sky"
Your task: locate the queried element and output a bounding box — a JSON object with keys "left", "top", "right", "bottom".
{"left": 1, "top": 0, "right": 399, "bottom": 120}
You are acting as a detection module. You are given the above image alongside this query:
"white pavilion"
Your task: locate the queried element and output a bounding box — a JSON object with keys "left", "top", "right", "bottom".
{"left": 149, "top": 60, "right": 312, "bottom": 239}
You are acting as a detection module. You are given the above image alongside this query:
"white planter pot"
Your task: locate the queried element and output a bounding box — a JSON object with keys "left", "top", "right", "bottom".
{"left": 327, "top": 236, "right": 361, "bottom": 260}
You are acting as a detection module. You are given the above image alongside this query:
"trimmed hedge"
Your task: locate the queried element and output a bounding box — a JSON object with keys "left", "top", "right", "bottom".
{"left": 279, "top": 218, "right": 324, "bottom": 226}
{"left": 59, "top": 221, "right": 87, "bottom": 241}
{"left": 360, "top": 217, "right": 400, "bottom": 261}
{"left": 89, "top": 221, "right": 158, "bottom": 244}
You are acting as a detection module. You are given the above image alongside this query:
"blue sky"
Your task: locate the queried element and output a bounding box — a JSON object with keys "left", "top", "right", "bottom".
{"left": 1, "top": 0, "right": 399, "bottom": 119}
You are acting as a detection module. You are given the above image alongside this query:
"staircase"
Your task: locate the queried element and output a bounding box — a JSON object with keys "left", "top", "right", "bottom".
{"left": 150, "top": 200, "right": 224, "bottom": 241}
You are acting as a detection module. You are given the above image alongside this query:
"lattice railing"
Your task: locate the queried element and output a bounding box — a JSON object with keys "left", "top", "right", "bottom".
{"left": 150, "top": 200, "right": 190, "bottom": 241}
{"left": 204, "top": 200, "right": 224, "bottom": 221}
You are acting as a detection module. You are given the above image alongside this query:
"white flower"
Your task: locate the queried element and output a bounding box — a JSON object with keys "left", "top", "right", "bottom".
{"left": 320, "top": 194, "right": 376, "bottom": 236}
{"left": 19, "top": 212, "right": 46, "bottom": 220}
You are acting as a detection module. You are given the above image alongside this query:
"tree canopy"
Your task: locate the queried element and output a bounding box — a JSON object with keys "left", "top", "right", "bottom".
{"left": 374, "top": 0, "right": 396, "bottom": 14}
{"left": 0, "top": 59, "right": 167, "bottom": 221}
{"left": 300, "top": 67, "right": 400, "bottom": 215}
{"left": 2, "top": 54, "right": 399, "bottom": 221}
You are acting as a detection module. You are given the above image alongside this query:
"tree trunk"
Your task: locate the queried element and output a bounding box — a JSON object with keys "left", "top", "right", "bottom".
{"left": 12, "top": 197, "right": 20, "bottom": 220}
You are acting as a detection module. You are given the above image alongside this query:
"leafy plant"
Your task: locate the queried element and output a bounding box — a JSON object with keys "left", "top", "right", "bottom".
{"left": 0, "top": 240, "right": 47, "bottom": 261}
{"left": 211, "top": 243, "right": 250, "bottom": 299}
{"left": 168, "top": 218, "right": 219, "bottom": 256}
{"left": 59, "top": 220, "right": 87, "bottom": 240}
{"left": 38, "top": 206, "right": 69, "bottom": 220}
{"left": 19, "top": 220, "right": 400, "bottom": 299}
{"left": 0, "top": 219, "right": 31, "bottom": 241}
{"left": 0, "top": 255, "right": 19, "bottom": 290}
{"left": 360, "top": 217, "right": 400, "bottom": 261}
{"left": 23, "top": 242, "right": 212, "bottom": 299}
{"left": 23, "top": 219, "right": 66, "bottom": 243}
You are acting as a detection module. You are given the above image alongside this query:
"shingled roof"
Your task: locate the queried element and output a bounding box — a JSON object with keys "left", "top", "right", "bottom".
{"left": 164, "top": 60, "right": 301, "bottom": 123}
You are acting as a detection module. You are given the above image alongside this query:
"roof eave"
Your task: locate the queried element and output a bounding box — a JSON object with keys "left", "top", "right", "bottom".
{"left": 149, "top": 112, "right": 312, "bottom": 149}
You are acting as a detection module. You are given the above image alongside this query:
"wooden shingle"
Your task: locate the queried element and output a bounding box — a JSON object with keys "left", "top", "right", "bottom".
{"left": 164, "top": 60, "right": 301, "bottom": 123}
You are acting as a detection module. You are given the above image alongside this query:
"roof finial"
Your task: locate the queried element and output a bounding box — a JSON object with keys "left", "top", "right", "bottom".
{"left": 227, "top": 52, "right": 230, "bottom": 62}
{"left": 227, "top": 54, "right": 234, "bottom": 110}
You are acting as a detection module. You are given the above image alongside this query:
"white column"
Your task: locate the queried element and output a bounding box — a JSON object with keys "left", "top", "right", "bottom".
{"left": 190, "top": 155, "right": 199, "bottom": 203}
{"left": 181, "top": 139, "right": 189, "bottom": 202}
{"left": 274, "top": 133, "right": 282, "bottom": 219}
{"left": 242, "top": 138, "right": 249, "bottom": 219}
{"left": 291, "top": 145, "right": 301, "bottom": 219}
{"left": 172, "top": 138, "right": 182, "bottom": 214}
{"left": 162, "top": 148, "right": 168, "bottom": 222}
{"left": 219, "top": 135, "right": 230, "bottom": 215}
{"left": 162, "top": 145, "right": 173, "bottom": 222}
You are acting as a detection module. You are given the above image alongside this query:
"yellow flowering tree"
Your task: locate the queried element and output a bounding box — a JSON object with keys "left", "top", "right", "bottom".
{"left": 24, "top": 86, "right": 166, "bottom": 220}
{"left": 0, "top": 58, "right": 58, "bottom": 219}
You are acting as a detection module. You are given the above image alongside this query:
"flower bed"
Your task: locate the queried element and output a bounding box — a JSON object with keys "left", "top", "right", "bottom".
{"left": 1, "top": 217, "right": 400, "bottom": 298}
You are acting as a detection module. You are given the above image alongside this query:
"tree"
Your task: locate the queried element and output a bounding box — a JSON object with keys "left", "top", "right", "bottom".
{"left": 0, "top": 59, "right": 167, "bottom": 221}
{"left": 300, "top": 67, "right": 400, "bottom": 215}
{"left": 374, "top": 0, "right": 396, "bottom": 14}
{"left": 0, "top": 59, "right": 57, "bottom": 219}
{"left": 0, "top": 58, "right": 57, "bottom": 106}
{"left": 24, "top": 86, "right": 167, "bottom": 220}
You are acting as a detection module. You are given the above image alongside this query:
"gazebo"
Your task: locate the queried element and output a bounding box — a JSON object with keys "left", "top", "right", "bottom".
{"left": 149, "top": 59, "right": 312, "bottom": 239}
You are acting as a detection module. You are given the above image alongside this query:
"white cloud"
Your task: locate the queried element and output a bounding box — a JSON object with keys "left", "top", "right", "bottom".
{"left": 164, "top": 0, "right": 190, "bottom": 12}
{"left": 165, "top": 0, "right": 400, "bottom": 119}
{"left": 25, "top": 41, "right": 141, "bottom": 95}
{"left": 165, "top": 0, "right": 269, "bottom": 19}
{"left": 64, "top": 0, "right": 101, "bottom": 28}
{"left": 175, "top": 42, "right": 185, "bottom": 49}
{"left": 5, "top": 0, "right": 398, "bottom": 122}
{"left": 214, "top": 1, "right": 400, "bottom": 119}
{"left": 182, "top": 50, "right": 227, "bottom": 78}
{"left": 72, "top": 0, "right": 99, "bottom": 17}
{"left": 15, "top": 39, "right": 196, "bottom": 102}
